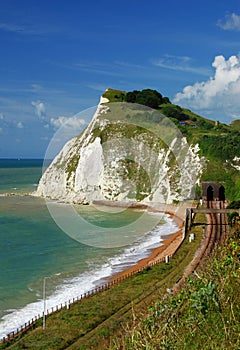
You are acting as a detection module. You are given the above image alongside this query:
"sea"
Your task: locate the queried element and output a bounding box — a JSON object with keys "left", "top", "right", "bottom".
{"left": 0, "top": 159, "right": 178, "bottom": 338}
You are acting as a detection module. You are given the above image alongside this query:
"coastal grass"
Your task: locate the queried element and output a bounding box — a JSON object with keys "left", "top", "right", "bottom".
{"left": 102, "top": 88, "right": 126, "bottom": 102}
{"left": 0, "top": 223, "right": 204, "bottom": 350}
{"left": 115, "top": 227, "right": 240, "bottom": 350}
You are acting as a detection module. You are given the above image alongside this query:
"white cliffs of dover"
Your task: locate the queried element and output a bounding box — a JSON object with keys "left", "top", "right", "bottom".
{"left": 35, "top": 97, "right": 205, "bottom": 204}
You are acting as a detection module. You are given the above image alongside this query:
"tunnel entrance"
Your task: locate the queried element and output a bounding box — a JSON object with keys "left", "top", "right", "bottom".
{"left": 207, "top": 186, "right": 214, "bottom": 201}
{"left": 202, "top": 182, "right": 226, "bottom": 201}
{"left": 219, "top": 185, "right": 225, "bottom": 201}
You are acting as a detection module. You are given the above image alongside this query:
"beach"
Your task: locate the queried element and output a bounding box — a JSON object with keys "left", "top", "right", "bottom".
{"left": 109, "top": 206, "right": 185, "bottom": 282}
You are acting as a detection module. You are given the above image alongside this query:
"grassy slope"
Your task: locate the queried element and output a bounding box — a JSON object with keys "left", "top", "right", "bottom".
{"left": 230, "top": 119, "right": 240, "bottom": 131}
{"left": 117, "top": 226, "right": 240, "bottom": 350}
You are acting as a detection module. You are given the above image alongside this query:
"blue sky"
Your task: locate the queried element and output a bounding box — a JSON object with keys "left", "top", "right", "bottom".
{"left": 1, "top": 0, "right": 240, "bottom": 158}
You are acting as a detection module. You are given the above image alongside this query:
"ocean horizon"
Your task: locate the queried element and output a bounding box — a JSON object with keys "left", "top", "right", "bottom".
{"left": 0, "top": 159, "right": 178, "bottom": 338}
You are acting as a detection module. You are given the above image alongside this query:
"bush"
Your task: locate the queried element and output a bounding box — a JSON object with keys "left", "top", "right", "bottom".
{"left": 227, "top": 200, "right": 240, "bottom": 209}
{"left": 160, "top": 104, "right": 188, "bottom": 121}
{"left": 125, "top": 89, "right": 171, "bottom": 109}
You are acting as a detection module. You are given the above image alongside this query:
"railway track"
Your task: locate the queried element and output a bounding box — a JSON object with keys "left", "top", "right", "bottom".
{"left": 173, "top": 200, "right": 228, "bottom": 293}
{"left": 205, "top": 200, "right": 229, "bottom": 254}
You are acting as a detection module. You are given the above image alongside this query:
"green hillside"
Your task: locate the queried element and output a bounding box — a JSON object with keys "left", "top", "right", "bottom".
{"left": 230, "top": 119, "right": 240, "bottom": 131}
{"left": 103, "top": 88, "right": 240, "bottom": 201}
{"left": 117, "top": 223, "right": 240, "bottom": 349}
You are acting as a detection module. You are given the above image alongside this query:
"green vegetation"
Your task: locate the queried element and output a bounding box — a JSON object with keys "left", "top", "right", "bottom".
{"left": 230, "top": 119, "right": 240, "bottom": 131}
{"left": 125, "top": 89, "right": 170, "bottom": 109}
{"left": 227, "top": 200, "right": 240, "bottom": 209}
{"left": 90, "top": 122, "right": 150, "bottom": 144}
{"left": 116, "top": 225, "right": 240, "bottom": 349}
{"left": 159, "top": 103, "right": 189, "bottom": 121}
{"left": 66, "top": 154, "right": 80, "bottom": 181}
{"left": 198, "top": 133, "right": 240, "bottom": 161}
{"left": 102, "top": 88, "right": 126, "bottom": 102}
{"left": 201, "top": 160, "right": 240, "bottom": 201}
{"left": 120, "top": 159, "right": 152, "bottom": 201}
{"left": 228, "top": 211, "right": 239, "bottom": 227}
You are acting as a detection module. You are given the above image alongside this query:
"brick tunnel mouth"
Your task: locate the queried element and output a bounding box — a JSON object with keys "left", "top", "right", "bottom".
{"left": 202, "top": 182, "right": 225, "bottom": 201}
{"left": 207, "top": 186, "right": 214, "bottom": 201}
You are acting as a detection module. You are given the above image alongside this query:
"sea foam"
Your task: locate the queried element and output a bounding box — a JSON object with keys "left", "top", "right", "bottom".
{"left": 0, "top": 214, "right": 178, "bottom": 339}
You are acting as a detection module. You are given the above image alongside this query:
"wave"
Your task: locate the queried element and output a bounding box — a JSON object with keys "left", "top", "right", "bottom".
{"left": 0, "top": 214, "right": 178, "bottom": 339}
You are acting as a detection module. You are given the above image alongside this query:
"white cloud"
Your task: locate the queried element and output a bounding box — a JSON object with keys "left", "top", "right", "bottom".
{"left": 173, "top": 55, "right": 240, "bottom": 119}
{"left": 152, "top": 55, "right": 211, "bottom": 76}
{"left": 217, "top": 13, "right": 240, "bottom": 31}
{"left": 0, "top": 115, "right": 25, "bottom": 130}
{"left": 31, "top": 100, "right": 46, "bottom": 119}
{"left": 50, "top": 115, "right": 87, "bottom": 130}
{"left": 16, "top": 121, "right": 24, "bottom": 129}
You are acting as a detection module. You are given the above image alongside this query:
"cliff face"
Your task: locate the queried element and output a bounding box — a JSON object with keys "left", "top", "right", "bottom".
{"left": 35, "top": 96, "right": 205, "bottom": 204}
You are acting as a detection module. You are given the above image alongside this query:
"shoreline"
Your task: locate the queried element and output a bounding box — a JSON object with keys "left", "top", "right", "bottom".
{"left": 109, "top": 208, "right": 185, "bottom": 283}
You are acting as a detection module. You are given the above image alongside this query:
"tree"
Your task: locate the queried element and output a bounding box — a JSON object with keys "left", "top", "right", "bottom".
{"left": 162, "top": 96, "right": 171, "bottom": 104}
{"left": 125, "top": 89, "right": 171, "bottom": 109}
{"left": 135, "top": 89, "right": 163, "bottom": 109}
{"left": 125, "top": 90, "right": 139, "bottom": 103}
{"left": 160, "top": 104, "right": 187, "bottom": 121}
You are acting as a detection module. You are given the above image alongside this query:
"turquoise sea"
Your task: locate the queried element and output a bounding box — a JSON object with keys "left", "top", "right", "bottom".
{"left": 0, "top": 159, "right": 178, "bottom": 338}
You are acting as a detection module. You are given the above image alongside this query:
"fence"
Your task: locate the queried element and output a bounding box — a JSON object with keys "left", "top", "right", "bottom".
{"left": 1, "top": 235, "right": 182, "bottom": 344}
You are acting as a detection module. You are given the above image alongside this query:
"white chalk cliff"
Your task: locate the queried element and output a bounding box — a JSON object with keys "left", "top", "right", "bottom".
{"left": 35, "top": 95, "right": 205, "bottom": 204}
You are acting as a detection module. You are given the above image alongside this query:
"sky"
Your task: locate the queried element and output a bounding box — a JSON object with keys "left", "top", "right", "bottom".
{"left": 1, "top": 0, "right": 240, "bottom": 158}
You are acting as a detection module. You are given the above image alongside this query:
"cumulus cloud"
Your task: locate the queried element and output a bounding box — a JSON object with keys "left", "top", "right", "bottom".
{"left": 173, "top": 55, "right": 240, "bottom": 119}
{"left": 31, "top": 100, "right": 46, "bottom": 119}
{"left": 50, "top": 115, "right": 87, "bottom": 130}
{"left": 217, "top": 13, "right": 240, "bottom": 31}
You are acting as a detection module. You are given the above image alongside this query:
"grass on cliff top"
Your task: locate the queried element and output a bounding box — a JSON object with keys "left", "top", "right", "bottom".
{"left": 102, "top": 88, "right": 126, "bottom": 102}
{"left": 1, "top": 222, "right": 205, "bottom": 350}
